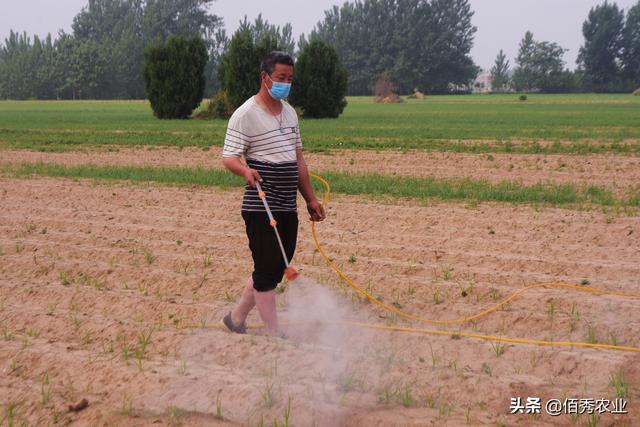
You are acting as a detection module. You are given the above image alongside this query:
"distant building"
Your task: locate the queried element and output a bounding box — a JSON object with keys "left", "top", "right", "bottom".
{"left": 473, "top": 71, "right": 493, "bottom": 93}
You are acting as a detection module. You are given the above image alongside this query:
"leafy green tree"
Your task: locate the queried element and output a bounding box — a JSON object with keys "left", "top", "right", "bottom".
{"left": 237, "top": 14, "right": 295, "bottom": 54}
{"left": 0, "top": 0, "right": 224, "bottom": 99}
{"left": 217, "top": 30, "right": 258, "bottom": 110}
{"left": 218, "top": 16, "right": 292, "bottom": 110}
{"left": 578, "top": 1, "right": 625, "bottom": 92}
{"left": 513, "top": 32, "right": 573, "bottom": 92}
{"left": 289, "top": 39, "right": 347, "bottom": 118}
{"left": 143, "top": 34, "right": 208, "bottom": 118}
{"left": 309, "top": 0, "right": 478, "bottom": 95}
{"left": 512, "top": 31, "right": 536, "bottom": 91}
{"left": 490, "top": 49, "right": 510, "bottom": 92}
{"left": 0, "top": 31, "right": 60, "bottom": 99}
{"left": 622, "top": 1, "right": 640, "bottom": 86}
{"left": 52, "top": 32, "right": 80, "bottom": 99}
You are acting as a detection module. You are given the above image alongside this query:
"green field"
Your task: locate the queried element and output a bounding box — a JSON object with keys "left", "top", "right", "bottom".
{"left": 2, "top": 162, "right": 638, "bottom": 208}
{"left": 1, "top": 94, "right": 639, "bottom": 154}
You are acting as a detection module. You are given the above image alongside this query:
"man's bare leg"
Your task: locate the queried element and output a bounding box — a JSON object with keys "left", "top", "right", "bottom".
{"left": 254, "top": 289, "right": 278, "bottom": 335}
{"left": 231, "top": 276, "right": 255, "bottom": 327}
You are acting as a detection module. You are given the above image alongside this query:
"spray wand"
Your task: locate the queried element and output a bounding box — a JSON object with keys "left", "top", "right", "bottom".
{"left": 255, "top": 181, "right": 299, "bottom": 282}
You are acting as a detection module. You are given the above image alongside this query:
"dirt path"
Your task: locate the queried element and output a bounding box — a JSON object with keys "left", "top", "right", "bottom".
{"left": 1, "top": 146, "right": 639, "bottom": 193}
{"left": 1, "top": 176, "right": 639, "bottom": 425}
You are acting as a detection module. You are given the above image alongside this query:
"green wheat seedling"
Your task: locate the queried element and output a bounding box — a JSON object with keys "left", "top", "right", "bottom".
{"left": 424, "top": 394, "right": 437, "bottom": 409}
{"left": 122, "top": 344, "right": 133, "bottom": 362}
{"left": 40, "top": 371, "right": 51, "bottom": 405}
{"left": 439, "top": 401, "right": 454, "bottom": 417}
{"left": 215, "top": 393, "right": 223, "bottom": 420}
{"left": 391, "top": 291, "right": 402, "bottom": 309}
{"left": 432, "top": 289, "right": 444, "bottom": 305}
{"left": 26, "top": 327, "right": 40, "bottom": 338}
{"left": 166, "top": 405, "right": 182, "bottom": 426}
{"left": 569, "top": 411, "right": 580, "bottom": 424}
{"left": 398, "top": 385, "right": 415, "bottom": 407}
{"left": 530, "top": 352, "right": 540, "bottom": 368}
{"left": 585, "top": 413, "right": 599, "bottom": 427}
{"left": 15, "top": 242, "right": 23, "bottom": 253}
{"left": 144, "top": 248, "right": 155, "bottom": 265}
{"left": 339, "top": 369, "right": 359, "bottom": 394}
{"left": 121, "top": 394, "right": 135, "bottom": 416}
{"left": 585, "top": 322, "right": 599, "bottom": 344}
{"left": 430, "top": 344, "right": 438, "bottom": 368}
{"left": 260, "top": 381, "right": 276, "bottom": 408}
{"left": 46, "top": 303, "right": 57, "bottom": 316}
{"left": 481, "top": 362, "right": 492, "bottom": 376}
{"left": 21, "top": 336, "right": 31, "bottom": 349}
{"left": 3, "top": 328, "right": 15, "bottom": 341}
{"left": 567, "top": 303, "right": 581, "bottom": 332}
{"left": 491, "top": 341, "right": 507, "bottom": 357}
{"left": 465, "top": 406, "right": 472, "bottom": 424}
{"left": 202, "top": 254, "right": 212, "bottom": 268}
{"left": 378, "top": 384, "right": 397, "bottom": 404}
{"left": 174, "top": 260, "right": 191, "bottom": 275}
{"left": 609, "top": 368, "right": 628, "bottom": 398}
{"left": 547, "top": 299, "right": 556, "bottom": 317}
{"left": 281, "top": 396, "right": 292, "bottom": 427}
{"left": 3, "top": 400, "right": 22, "bottom": 427}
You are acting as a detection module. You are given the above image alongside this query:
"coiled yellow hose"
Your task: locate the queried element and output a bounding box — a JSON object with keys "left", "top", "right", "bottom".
{"left": 307, "top": 172, "right": 640, "bottom": 353}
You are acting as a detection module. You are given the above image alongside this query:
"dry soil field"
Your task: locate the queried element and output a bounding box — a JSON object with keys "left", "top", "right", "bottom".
{"left": 1, "top": 144, "right": 639, "bottom": 426}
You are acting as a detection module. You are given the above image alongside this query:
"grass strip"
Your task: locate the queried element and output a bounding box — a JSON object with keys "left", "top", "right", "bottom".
{"left": 2, "top": 131, "right": 640, "bottom": 156}
{"left": 1, "top": 162, "right": 637, "bottom": 207}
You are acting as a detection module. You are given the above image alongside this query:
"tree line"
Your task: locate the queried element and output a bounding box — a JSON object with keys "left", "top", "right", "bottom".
{"left": 1, "top": 0, "right": 639, "bottom": 100}
{"left": 0, "top": 0, "right": 225, "bottom": 100}
{"left": 491, "top": 1, "right": 640, "bottom": 93}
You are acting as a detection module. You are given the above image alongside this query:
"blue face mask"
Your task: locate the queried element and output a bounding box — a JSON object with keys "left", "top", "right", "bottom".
{"left": 267, "top": 76, "right": 291, "bottom": 100}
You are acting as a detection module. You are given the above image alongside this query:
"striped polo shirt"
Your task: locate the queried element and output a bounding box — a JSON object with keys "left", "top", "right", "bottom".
{"left": 222, "top": 96, "right": 302, "bottom": 212}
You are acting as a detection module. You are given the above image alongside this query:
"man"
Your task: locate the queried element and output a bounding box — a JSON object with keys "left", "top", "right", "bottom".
{"left": 221, "top": 51, "right": 326, "bottom": 337}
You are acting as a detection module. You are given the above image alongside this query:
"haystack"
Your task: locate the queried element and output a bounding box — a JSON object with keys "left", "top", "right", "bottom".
{"left": 413, "top": 89, "right": 424, "bottom": 99}
{"left": 373, "top": 75, "right": 405, "bottom": 103}
{"left": 375, "top": 93, "right": 405, "bottom": 103}
{"left": 633, "top": 88, "right": 640, "bottom": 96}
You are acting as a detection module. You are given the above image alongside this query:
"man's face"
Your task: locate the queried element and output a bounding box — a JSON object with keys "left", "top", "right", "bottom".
{"left": 263, "top": 63, "right": 293, "bottom": 89}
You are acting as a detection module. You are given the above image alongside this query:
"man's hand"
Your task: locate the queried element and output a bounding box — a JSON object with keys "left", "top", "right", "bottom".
{"left": 243, "top": 168, "right": 262, "bottom": 188}
{"left": 306, "top": 199, "right": 326, "bottom": 222}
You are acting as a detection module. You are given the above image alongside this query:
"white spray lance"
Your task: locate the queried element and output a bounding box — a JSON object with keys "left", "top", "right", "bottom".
{"left": 254, "top": 181, "right": 300, "bottom": 282}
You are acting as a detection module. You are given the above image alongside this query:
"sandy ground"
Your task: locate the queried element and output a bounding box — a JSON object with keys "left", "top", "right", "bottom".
{"left": 1, "top": 175, "right": 639, "bottom": 426}
{"left": 1, "top": 146, "right": 639, "bottom": 195}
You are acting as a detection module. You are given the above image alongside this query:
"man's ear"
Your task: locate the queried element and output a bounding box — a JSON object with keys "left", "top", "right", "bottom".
{"left": 260, "top": 71, "right": 269, "bottom": 87}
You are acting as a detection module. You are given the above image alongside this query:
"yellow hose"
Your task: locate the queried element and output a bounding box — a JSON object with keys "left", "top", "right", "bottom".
{"left": 306, "top": 172, "right": 640, "bottom": 353}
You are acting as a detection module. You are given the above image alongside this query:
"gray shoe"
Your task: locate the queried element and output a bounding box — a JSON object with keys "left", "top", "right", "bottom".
{"left": 222, "top": 313, "right": 246, "bottom": 334}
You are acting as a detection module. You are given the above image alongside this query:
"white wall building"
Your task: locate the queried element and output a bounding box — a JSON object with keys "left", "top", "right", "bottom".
{"left": 473, "top": 71, "right": 493, "bottom": 93}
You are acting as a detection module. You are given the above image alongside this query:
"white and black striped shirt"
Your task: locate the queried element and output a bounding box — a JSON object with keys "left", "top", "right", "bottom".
{"left": 222, "top": 96, "right": 302, "bottom": 212}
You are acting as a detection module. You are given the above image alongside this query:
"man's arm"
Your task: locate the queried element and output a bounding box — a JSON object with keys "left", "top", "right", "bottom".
{"left": 296, "top": 148, "right": 326, "bottom": 222}
{"left": 222, "top": 156, "right": 262, "bottom": 187}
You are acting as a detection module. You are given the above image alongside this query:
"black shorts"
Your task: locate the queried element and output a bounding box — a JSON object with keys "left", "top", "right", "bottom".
{"left": 242, "top": 211, "right": 298, "bottom": 292}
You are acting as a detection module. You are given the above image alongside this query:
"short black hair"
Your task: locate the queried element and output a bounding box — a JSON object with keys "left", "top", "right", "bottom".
{"left": 260, "top": 51, "right": 294, "bottom": 75}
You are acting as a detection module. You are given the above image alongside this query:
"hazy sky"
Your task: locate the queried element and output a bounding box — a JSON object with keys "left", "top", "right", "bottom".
{"left": 1, "top": 0, "right": 638, "bottom": 70}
